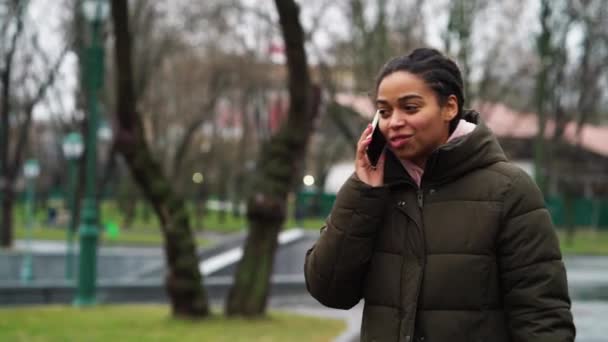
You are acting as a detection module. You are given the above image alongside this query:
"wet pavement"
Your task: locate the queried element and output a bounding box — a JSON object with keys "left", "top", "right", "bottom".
{"left": 572, "top": 301, "right": 608, "bottom": 342}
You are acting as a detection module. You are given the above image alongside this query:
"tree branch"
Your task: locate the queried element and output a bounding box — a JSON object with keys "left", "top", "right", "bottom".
{"left": 11, "top": 44, "right": 69, "bottom": 175}
{"left": 171, "top": 97, "right": 218, "bottom": 177}
{"left": 303, "top": 0, "right": 334, "bottom": 42}
{"left": 29, "top": 39, "right": 70, "bottom": 106}
{"left": 1, "top": 0, "right": 26, "bottom": 186}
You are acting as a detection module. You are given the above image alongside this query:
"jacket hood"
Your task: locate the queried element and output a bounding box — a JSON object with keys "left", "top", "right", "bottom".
{"left": 384, "top": 109, "right": 508, "bottom": 187}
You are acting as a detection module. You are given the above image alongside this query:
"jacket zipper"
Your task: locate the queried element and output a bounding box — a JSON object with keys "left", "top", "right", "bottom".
{"left": 416, "top": 189, "right": 424, "bottom": 208}
{"left": 409, "top": 187, "right": 426, "bottom": 340}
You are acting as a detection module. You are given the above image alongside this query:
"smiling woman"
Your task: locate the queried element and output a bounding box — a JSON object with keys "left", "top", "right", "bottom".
{"left": 375, "top": 71, "right": 459, "bottom": 167}
{"left": 304, "top": 48, "right": 576, "bottom": 342}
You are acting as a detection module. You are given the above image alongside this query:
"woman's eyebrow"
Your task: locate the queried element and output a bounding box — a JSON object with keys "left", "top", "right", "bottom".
{"left": 376, "top": 94, "right": 423, "bottom": 105}
{"left": 397, "top": 94, "right": 423, "bottom": 102}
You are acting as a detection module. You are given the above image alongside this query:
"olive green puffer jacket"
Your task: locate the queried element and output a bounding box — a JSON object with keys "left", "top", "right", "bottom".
{"left": 304, "top": 111, "right": 575, "bottom": 342}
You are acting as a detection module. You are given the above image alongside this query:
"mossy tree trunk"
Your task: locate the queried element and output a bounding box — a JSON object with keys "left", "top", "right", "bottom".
{"left": 110, "top": 0, "right": 209, "bottom": 318}
{"left": 225, "top": 0, "right": 319, "bottom": 316}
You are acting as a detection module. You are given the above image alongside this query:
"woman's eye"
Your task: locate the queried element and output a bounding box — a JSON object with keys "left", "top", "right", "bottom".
{"left": 404, "top": 105, "right": 418, "bottom": 112}
{"left": 378, "top": 109, "right": 390, "bottom": 117}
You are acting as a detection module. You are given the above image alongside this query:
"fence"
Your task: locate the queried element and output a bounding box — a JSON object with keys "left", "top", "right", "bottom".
{"left": 297, "top": 191, "right": 608, "bottom": 229}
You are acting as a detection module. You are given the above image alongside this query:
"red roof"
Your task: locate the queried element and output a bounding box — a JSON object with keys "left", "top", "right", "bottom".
{"left": 478, "top": 102, "right": 608, "bottom": 157}
{"left": 335, "top": 93, "right": 608, "bottom": 158}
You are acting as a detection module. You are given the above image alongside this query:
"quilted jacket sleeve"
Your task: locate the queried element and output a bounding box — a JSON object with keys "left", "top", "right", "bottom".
{"left": 498, "top": 171, "right": 575, "bottom": 341}
{"left": 304, "top": 173, "right": 389, "bottom": 309}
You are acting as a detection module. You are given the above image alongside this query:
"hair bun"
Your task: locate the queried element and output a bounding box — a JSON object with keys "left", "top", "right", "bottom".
{"left": 409, "top": 48, "right": 442, "bottom": 61}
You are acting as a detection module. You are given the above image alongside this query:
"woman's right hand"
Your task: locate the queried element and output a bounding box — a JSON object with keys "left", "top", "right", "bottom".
{"left": 355, "top": 124, "right": 386, "bottom": 187}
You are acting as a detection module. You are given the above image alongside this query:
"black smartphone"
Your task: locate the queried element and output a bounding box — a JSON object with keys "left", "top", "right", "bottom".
{"left": 366, "top": 110, "right": 387, "bottom": 167}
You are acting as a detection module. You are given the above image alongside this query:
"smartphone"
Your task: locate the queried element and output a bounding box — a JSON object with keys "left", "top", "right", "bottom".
{"left": 366, "top": 110, "right": 387, "bottom": 167}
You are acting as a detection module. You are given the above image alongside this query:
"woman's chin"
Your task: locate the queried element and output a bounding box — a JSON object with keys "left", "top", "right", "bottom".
{"left": 391, "top": 148, "right": 417, "bottom": 161}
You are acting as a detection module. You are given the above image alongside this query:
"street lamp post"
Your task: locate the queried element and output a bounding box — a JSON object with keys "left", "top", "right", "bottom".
{"left": 74, "top": 0, "right": 109, "bottom": 306}
{"left": 20, "top": 159, "right": 40, "bottom": 284}
{"left": 62, "top": 132, "right": 84, "bottom": 281}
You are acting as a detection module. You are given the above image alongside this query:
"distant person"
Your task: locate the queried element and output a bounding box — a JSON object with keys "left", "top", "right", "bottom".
{"left": 304, "top": 48, "right": 575, "bottom": 341}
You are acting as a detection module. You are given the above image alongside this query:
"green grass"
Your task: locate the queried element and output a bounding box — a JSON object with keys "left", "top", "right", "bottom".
{"left": 0, "top": 305, "right": 345, "bottom": 342}
{"left": 558, "top": 229, "right": 608, "bottom": 255}
{"left": 96, "top": 201, "right": 327, "bottom": 233}
{"left": 13, "top": 209, "right": 326, "bottom": 247}
{"left": 20, "top": 201, "right": 608, "bottom": 255}
{"left": 13, "top": 200, "right": 328, "bottom": 235}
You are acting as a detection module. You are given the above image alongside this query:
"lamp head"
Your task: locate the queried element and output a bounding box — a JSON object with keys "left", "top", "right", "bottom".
{"left": 62, "top": 132, "right": 84, "bottom": 160}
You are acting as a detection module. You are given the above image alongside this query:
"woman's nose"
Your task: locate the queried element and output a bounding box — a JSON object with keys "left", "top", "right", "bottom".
{"left": 388, "top": 112, "right": 406, "bottom": 129}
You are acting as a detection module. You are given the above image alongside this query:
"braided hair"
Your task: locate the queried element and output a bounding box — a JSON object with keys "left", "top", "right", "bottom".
{"left": 374, "top": 48, "right": 466, "bottom": 133}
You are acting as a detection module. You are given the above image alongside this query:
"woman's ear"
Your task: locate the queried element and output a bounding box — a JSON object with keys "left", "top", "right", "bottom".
{"left": 442, "top": 95, "right": 459, "bottom": 122}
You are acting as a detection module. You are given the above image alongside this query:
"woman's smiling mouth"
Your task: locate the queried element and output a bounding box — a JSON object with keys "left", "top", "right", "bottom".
{"left": 389, "top": 134, "right": 413, "bottom": 148}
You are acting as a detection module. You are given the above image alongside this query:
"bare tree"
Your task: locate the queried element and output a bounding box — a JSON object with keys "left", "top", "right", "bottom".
{"left": 347, "top": 0, "right": 392, "bottom": 91}
{"left": 1, "top": 1, "right": 69, "bottom": 247}
{"left": 443, "top": 0, "right": 492, "bottom": 103}
{"left": 549, "top": 0, "right": 608, "bottom": 243}
{"left": 226, "top": 0, "right": 320, "bottom": 316}
{"left": 125, "top": 1, "right": 280, "bottom": 205}
{"left": 533, "top": 0, "right": 556, "bottom": 194}
{"left": 110, "top": 0, "right": 209, "bottom": 318}
{"left": 571, "top": 0, "right": 608, "bottom": 133}
{"left": 391, "top": 0, "right": 427, "bottom": 54}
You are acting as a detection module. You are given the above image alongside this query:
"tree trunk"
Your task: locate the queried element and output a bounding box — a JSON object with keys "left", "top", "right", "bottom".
{"left": 120, "top": 138, "right": 209, "bottom": 317}
{"left": 1, "top": 186, "right": 15, "bottom": 247}
{"left": 227, "top": 194, "right": 283, "bottom": 315}
{"left": 110, "top": 0, "right": 208, "bottom": 318}
{"left": 141, "top": 200, "right": 152, "bottom": 224}
{"left": 226, "top": 0, "right": 318, "bottom": 316}
{"left": 218, "top": 186, "right": 227, "bottom": 224}
{"left": 0, "top": 2, "right": 26, "bottom": 248}
{"left": 121, "top": 196, "right": 136, "bottom": 229}
{"left": 231, "top": 93, "right": 252, "bottom": 219}
{"left": 231, "top": 173, "right": 244, "bottom": 219}
{"left": 97, "top": 142, "right": 118, "bottom": 202}
{"left": 563, "top": 194, "right": 575, "bottom": 246}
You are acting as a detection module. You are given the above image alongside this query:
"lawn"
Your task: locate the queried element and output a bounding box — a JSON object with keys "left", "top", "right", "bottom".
{"left": 0, "top": 305, "right": 345, "bottom": 342}
{"left": 14, "top": 201, "right": 608, "bottom": 255}
{"left": 94, "top": 201, "right": 327, "bottom": 233}
{"left": 13, "top": 199, "right": 327, "bottom": 246}
{"left": 557, "top": 229, "right": 608, "bottom": 255}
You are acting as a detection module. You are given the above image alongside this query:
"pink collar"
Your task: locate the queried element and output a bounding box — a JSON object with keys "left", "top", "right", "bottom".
{"left": 447, "top": 119, "right": 477, "bottom": 144}
{"left": 399, "top": 119, "right": 477, "bottom": 186}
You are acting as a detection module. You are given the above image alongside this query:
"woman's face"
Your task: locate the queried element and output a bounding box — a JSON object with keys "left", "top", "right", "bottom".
{"left": 376, "top": 71, "right": 458, "bottom": 167}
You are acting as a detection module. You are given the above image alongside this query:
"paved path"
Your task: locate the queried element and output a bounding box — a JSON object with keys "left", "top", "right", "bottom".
{"left": 572, "top": 301, "right": 608, "bottom": 342}
{"left": 274, "top": 295, "right": 608, "bottom": 342}
{"left": 13, "top": 240, "right": 163, "bottom": 255}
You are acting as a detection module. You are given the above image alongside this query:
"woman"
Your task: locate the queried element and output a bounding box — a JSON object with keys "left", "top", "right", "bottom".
{"left": 304, "top": 48, "right": 575, "bottom": 341}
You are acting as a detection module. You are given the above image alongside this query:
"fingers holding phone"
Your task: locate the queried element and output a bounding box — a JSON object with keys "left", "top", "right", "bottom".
{"left": 356, "top": 111, "right": 386, "bottom": 187}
